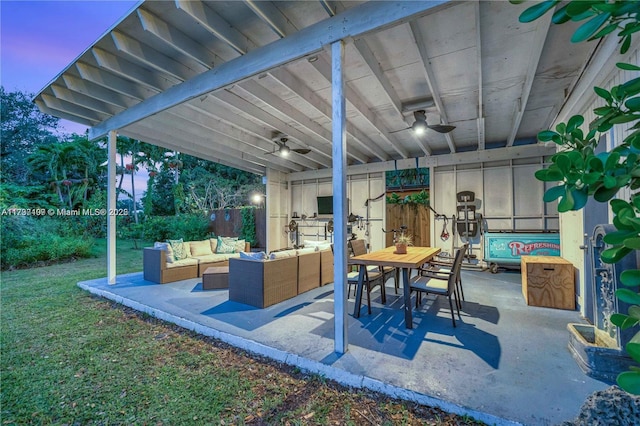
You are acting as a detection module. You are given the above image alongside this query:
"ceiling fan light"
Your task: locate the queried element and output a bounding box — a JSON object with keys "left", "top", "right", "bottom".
{"left": 412, "top": 120, "right": 427, "bottom": 135}
{"left": 279, "top": 144, "right": 290, "bottom": 156}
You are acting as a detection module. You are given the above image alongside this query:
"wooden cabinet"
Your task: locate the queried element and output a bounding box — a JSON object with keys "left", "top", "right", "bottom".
{"left": 521, "top": 256, "right": 575, "bottom": 310}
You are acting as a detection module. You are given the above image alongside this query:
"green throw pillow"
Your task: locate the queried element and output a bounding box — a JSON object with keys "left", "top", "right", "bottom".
{"left": 216, "top": 236, "right": 237, "bottom": 254}
{"left": 168, "top": 238, "right": 188, "bottom": 260}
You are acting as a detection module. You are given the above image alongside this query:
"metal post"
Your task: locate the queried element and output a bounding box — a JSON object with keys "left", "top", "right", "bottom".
{"left": 107, "top": 130, "right": 117, "bottom": 284}
{"left": 332, "top": 40, "right": 348, "bottom": 354}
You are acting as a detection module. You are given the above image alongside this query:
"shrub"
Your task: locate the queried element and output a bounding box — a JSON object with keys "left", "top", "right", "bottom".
{"left": 140, "top": 213, "right": 210, "bottom": 242}
{"left": 1, "top": 215, "right": 94, "bottom": 270}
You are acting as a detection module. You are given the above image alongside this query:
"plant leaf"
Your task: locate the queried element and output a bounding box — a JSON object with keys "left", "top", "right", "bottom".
{"left": 567, "top": 115, "right": 584, "bottom": 132}
{"left": 572, "top": 12, "right": 611, "bottom": 43}
{"left": 594, "top": 185, "right": 619, "bottom": 203}
{"left": 621, "top": 270, "right": 640, "bottom": 287}
{"left": 558, "top": 189, "right": 574, "bottom": 212}
{"left": 616, "top": 288, "right": 640, "bottom": 305}
{"left": 602, "top": 245, "right": 632, "bottom": 263}
{"left": 623, "top": 237, "right": 640, "bottom": 250}
{"left": 603, "top": 230, "right": 634, "bottom": 245}
{"left": 519, "top": 0, "right": 560, "bottom": 23}
{"left": 535, "top": 168, "right": 564, "bottom": 182}
{"left": 617, "top": 63, "right": 640, "bottom": 72}
{"left": 543, "top": 185, "right": 565, "bottom": 202}
{"left": 625, "top": 97, "right": 640, "bottom": 111}
{"left": 617, "top": 370, "right": 640, "bottom": 394}
{"left": 611, "top": 313, "right": 639, "bottom": 330}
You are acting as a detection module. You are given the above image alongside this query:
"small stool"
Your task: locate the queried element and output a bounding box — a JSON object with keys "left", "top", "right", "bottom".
{"left": 202, "top": 266, "right": 229, "bottom": 290}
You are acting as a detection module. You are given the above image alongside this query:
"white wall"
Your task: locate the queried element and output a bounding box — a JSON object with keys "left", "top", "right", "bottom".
{"left": 265, "top": 168, "right": 290, "bottom": 252}
{"left": 289, "top": 172, "right": 386, "bottom": 251}
{"left": 432, "top": 157, "right": 557, "bottom": 260}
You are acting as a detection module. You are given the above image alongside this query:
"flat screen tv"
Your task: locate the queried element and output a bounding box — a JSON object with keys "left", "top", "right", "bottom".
{"left": 317, "top": 196, "right": 333, "bottom": 217}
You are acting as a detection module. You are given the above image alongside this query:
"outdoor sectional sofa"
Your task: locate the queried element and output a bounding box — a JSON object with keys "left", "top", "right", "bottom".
{"left": 229, "top": 245, "right": 334, "bottom": 308}
{"left": 143, "top": 237, "right": 250, "bottom": 284}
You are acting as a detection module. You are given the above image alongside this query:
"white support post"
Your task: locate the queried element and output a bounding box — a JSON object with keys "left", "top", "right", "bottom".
{"left": 107, "top": 130, "right": 117, "bottom": 284}
{"left": 332, "top": 40, "right": 348, "bottom": 354}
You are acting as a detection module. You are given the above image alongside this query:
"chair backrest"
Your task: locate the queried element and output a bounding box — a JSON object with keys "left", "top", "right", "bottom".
{"left": 447, "top": 246, "right": 465, "bottom": 292}
{"left": 349, "top": 239, "right": 367, "bottom": 256}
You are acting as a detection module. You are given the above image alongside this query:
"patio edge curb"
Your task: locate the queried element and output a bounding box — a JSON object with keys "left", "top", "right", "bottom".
{"left": 78, "top": 279, "right": 522, "bottom": 426}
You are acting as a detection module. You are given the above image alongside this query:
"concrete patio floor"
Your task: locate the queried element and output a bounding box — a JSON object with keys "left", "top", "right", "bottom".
{"left": 79, "top": 269, "right": 607, "bottom": 425}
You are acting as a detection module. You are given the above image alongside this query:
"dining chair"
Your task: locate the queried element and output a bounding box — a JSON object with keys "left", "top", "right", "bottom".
{"left": 349, "top": 239, "right": 397, "bottom": 295}
{"left": 410, "top": 246, "right": 464, "bottom": 327}
{"left": 347, "top": 239, "right": 386, "bottom": 314}
{"left": 419, "top": 243, "right": 468, "bottom": 309}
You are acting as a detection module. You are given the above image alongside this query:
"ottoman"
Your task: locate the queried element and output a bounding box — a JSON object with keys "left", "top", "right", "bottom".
{"left": 202, "top": 266, "right": 229, "bottom": 290}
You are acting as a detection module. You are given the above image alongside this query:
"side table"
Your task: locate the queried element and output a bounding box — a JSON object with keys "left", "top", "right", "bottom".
{"left": 202, "top": 266, "right": 229, "bottom": 290}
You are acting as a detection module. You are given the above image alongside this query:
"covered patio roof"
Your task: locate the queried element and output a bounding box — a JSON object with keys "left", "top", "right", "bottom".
{"left": 34, "top": 0, "right": 596, "bottom": 175}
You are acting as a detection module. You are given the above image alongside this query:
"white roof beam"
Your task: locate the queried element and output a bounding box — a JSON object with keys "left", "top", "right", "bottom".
{"left": 123, "top": 126, "right": 267, "bottom": 175}
{"left": 41, "top": 93, "right": 107, "bottom": 123}
{"left": 175, "top": 0, "right": 253, "bottom": 55}
{"left": 169, "top": 105, "right": 316, "bottom": 171}
{"left": 76, "top": 62, "right": 159, "bottom": 100}
{"left": 139, "top": 116, "right": 298, "bottom": 173}
{"left": 111, "top": 30, "right": 202, "bottom": 81}
{"left": 352, "top": 37, "right": 431, "bottom": 156}
{"left": 62, "top": 74, "right": 137, "bottom": 108}
{"left": 187, "top": 100, "right": 325, "bottom": 171}
{"left": 475, "top": 2, "right": 485, "bottom": 151}
{"left": 236, "top": 79, "right": 369, "bottom": 164}
{"left": 409, "top": 20, "right": 456, "bottom": 154}
{"left": 310, "top": 54, "right": 410, "bottom": 158}
{"left": 35, "top": 100, "right": 95, "bottom": 127}
{"left": 319, "top": 0, "right": 336, "bottom": 17}
{"left": 136, "top": 7, "right": 217, "bottom": 69}
{"left": 50, "top": 85, "right": 123, "bottom": 116}
{"left": 268, "top": 67, "right": 389, "bottom": 161}
{"left": 244, "top": 1, "right": 297, "bottom": 39}
{"left": 91, "top": 47, "right": 177, "bottom": 90}
{"left": 89, "top": 1, "right": 448, "bottom": 140}
{"left": 506, "top": 12, "right": 552, "bottom": 147}
{"left": 213, "top": 89, "right": 333, "bottom": 168}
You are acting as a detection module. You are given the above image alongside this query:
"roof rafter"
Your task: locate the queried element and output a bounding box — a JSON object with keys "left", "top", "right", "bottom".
{"left": 506, "top": 12, "right": 552, "bottom": 147}
{"left": 187, "top": 97, "right": 328, "bottom": 170}
{"left": 76, "top": 62, "right": 159, "bottom": 100}
{"left": 175, "top": 0, "right": 253, "bottom": 55}
{"left": 89, "top": 1, "right": 447, "bottom": 140}
{"left": 62, "top": 74, "right": 137, "bottom": 108}
{"left": 136, "top": 7, "right": 218, "bottom": 69}
{"left": 50, "top": 84, "right": 123, "bottom": 116}
{"left": 409, "top": 20, "right": 456, "bottom": 154}
{"left": 310, "top": 54, "right": 410, "bottom": 159}
{"left": 475, "top": 1, "right": 485, "bottom": 151}
{"left": 352, "top": 37, "right": 431, "bottom": 156}
{"left": 236, "top": 79, "right": 369, "bottom": 164}
{"left": 244, "top": 0, "right": 297, "bottom": 39}
{"left": 268, "top": 67, "right": 389, "bottom": 161}
{"left": 111, "top": 30, "right": 202, "bottom": 81}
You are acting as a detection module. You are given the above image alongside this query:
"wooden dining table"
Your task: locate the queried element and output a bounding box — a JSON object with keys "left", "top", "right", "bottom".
{"left": 349, "top": 246, "right": 441, "bottom": 329}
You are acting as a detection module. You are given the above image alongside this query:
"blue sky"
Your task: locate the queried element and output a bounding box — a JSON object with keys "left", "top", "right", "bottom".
{"left": 1, "top": 0, "right": 138, "bottom": 134}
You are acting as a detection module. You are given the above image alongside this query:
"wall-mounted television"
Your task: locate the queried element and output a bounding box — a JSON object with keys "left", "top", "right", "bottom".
{"left": 317, "top": 196, "right": 349, "bottom": 218}
{"left": 317, "top": 196, "right": 333, "bottom": 217}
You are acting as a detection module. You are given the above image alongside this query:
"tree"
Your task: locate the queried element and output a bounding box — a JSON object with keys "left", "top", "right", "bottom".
{"left": 27, "top": 135, "right": 105, "bottom": 209}
{"left": 1, "top": 87, "right": 60, "bottom": 184}
{"left": 511, "top": 0, "right": 640, "bottom": 394}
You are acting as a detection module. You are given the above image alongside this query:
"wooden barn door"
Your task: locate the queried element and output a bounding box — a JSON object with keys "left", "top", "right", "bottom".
{"left": 385, "top": 204, "right": 430, "bottom": 247}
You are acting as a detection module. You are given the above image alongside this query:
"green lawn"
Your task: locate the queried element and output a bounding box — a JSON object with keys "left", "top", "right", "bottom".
{"left": 1, "top": 239, "right": 481, "bottom": 425}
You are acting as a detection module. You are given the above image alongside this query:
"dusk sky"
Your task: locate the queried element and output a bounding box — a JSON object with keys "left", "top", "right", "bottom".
{"left": 1, "top": 0, "right": 139, "bottom": 134}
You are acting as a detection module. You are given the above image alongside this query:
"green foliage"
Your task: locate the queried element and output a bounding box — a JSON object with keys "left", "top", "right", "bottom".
{"left": 141, "top": 214, "right": 210, "bottom": 242}
{"left": 239, "top": 207, "right": 257, "bottom": 247}
{"left": 515, "top": 0, "right": 640, "bottom": 394}
{"left": 386, "top": 190, "right": 430, "bottom": 207}
{"left": 1, "top": 215, "right": 94, "bottom": 270}
{"left": 0, "top": 87, "right": 60, "bottom": 184}
{"left": 0, "top": 182, "right": 58, "bottom": 210}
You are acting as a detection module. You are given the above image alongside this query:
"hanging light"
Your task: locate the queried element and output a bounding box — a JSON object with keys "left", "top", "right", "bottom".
{"left": 279, "top": 144, "right": 291, "bottom": 156}
{"left": 411, "top": 110, "right": 428, "bottom": 135}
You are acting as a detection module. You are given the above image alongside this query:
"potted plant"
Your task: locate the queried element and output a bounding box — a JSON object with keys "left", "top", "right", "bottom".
{"left": 395, "top": 232, "right": 412, "bottom": 254}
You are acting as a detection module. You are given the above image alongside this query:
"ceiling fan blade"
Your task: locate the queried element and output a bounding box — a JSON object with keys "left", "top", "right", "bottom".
{"left": 428, "top": 124, "right": 456, "bottom": 133}
{"left": 389, "top": 128, "right": 411, "bottom": 134}
{"left": 292, "top": 148, "right": 311, "bottom": 154}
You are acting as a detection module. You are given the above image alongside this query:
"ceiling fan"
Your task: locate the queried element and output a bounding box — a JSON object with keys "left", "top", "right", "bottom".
{"left": 266, "top": 133, "right": 311, "bottom": 157}
{"left": 392, "top": 110, "right": 456, "bottom": 135}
